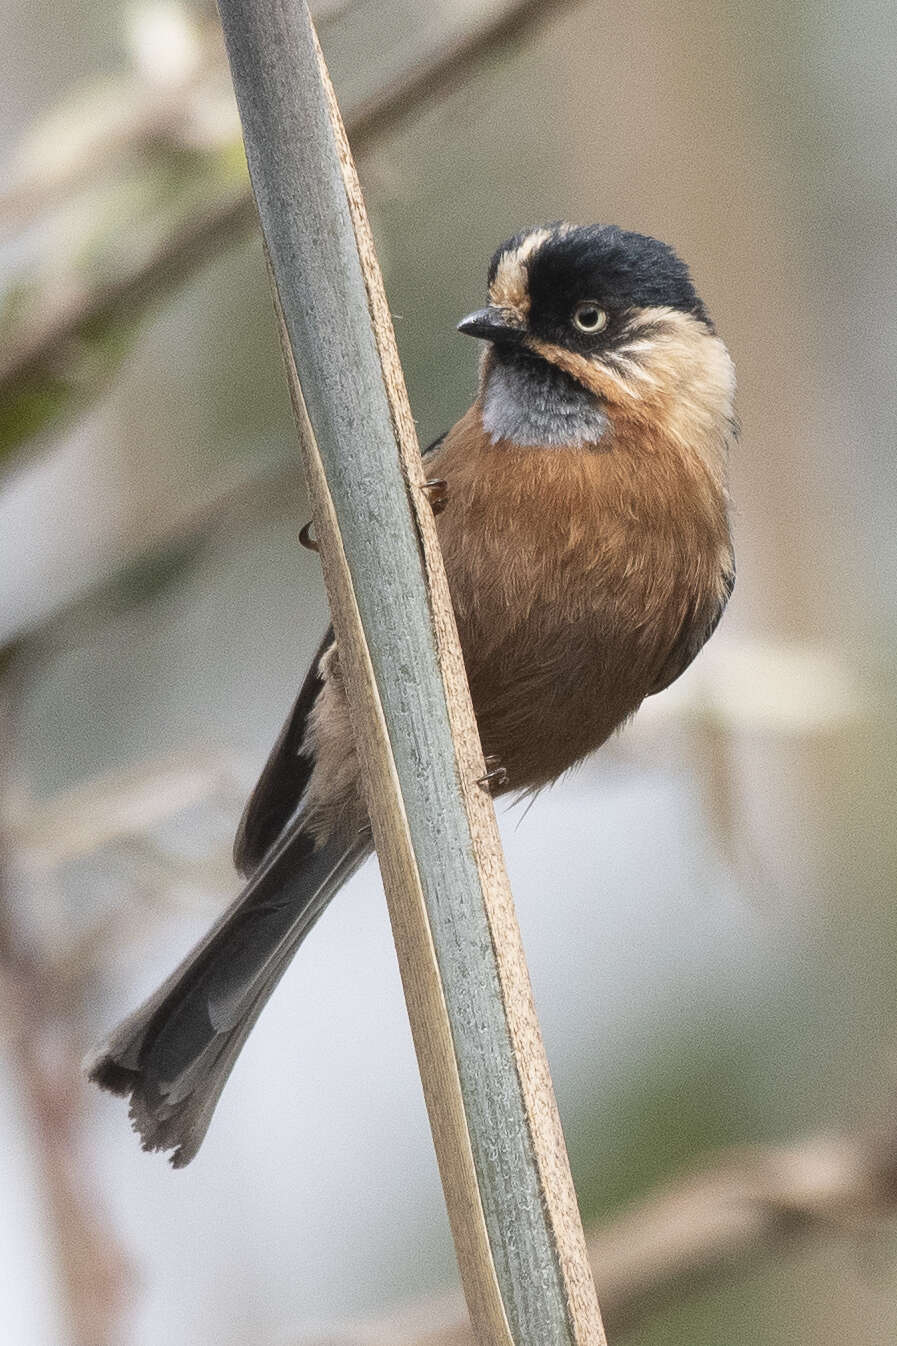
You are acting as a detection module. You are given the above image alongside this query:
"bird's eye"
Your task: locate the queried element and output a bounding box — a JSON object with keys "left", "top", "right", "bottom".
{"left": 572, "top": 302, "right": 607, "bottom": 334}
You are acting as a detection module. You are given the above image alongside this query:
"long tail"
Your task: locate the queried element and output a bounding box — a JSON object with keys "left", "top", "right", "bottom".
{"left": 87, "top": 819, "right": 370, "bottom": 1166}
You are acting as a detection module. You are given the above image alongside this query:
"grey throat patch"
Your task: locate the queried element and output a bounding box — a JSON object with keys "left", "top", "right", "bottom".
{"left": 481, "top": 353, "right": 609, "bottom": 448}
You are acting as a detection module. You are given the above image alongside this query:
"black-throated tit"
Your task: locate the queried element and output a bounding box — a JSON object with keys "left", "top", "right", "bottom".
{"left": 89, "top": 222, "right": 736, "bottom": 1165}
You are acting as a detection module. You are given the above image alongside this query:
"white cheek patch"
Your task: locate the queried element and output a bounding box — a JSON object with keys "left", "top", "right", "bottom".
{"left": 481, "top": 358, "right": 610, "bottom": 448}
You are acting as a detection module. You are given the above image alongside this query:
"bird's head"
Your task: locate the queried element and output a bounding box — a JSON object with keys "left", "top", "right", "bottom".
{"left": 458, "top": 222, "right": 735, "bottom": 452}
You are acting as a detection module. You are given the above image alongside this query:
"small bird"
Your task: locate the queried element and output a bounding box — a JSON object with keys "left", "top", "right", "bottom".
{"left": 88, "top": 222, "right": 736, "bottom": 1165}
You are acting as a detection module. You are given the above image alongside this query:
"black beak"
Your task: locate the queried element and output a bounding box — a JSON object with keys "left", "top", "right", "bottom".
{"left": 456, "top": 306, "right": 526, "bottom": 345}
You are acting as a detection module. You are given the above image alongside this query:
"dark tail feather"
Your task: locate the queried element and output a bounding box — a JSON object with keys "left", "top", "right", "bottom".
{"left": 232, "top": 628, "right": 334, "bottom": 878}
{"left": 87, "top": 819, "right": 370, "bottom": 1166}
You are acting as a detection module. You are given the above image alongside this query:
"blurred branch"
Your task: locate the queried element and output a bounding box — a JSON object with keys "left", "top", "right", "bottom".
{"left": 0, "top": 46, "right": 230, "bottom": 232}
{"left": 3, "top": 744, "right": 249, "bottom": 998}
{"left": 0, "top": 675, "right": 131, "bottom": 1346}
{"left": 1, "top": 0, "right": 577, "bottom": 227}
{"left": 0, "top": 4, "right": 346, "bottom": 230}
{"left": 0, "top": 190, "right": 256, "bottom": 393}
{"left": 6, "top": 748, "right": 245, "bottom": 871}
{"left": 322, "top": 0, "right": 585, "bottom": 150}
{"left": 0, "top": 0, "right": 584, "bottom": 461}
{"left": 587, "top": 1125, "right": 897, "bottom": 1334}
{"left": 300, "top": 1121, "right": 897, "bottom": 1345}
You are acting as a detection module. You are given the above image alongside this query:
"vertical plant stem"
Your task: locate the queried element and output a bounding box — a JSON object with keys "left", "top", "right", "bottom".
{"left": 0, "top": 670, "right": 130, "bottom": 1346}
{"left": 216, "top": 3, "right": 606, "bottom": 1342}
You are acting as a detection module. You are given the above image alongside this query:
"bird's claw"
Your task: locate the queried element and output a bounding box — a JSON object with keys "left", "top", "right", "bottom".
{"left": 477, "top": 755, "right": 508, "bottom": 792}
{"left": 299, "top": 520, "right": 319, "bottom": 552}
{"left": 422, "top": 479, "right": 449, "bottom": 514}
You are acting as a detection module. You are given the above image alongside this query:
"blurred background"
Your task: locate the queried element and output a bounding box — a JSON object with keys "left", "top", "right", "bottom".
{"left": 1, "top": 1, "right": 896, "bottom": 1343}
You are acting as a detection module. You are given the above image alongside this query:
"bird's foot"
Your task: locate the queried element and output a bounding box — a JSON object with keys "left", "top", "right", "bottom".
{"left": 477, "top": 755, "right": 508, "bottom": 792}
{"left": 422, "top": 479, "right": 449, "bottom": 514}
{"left": 298, "top": 520, "right": 319, "bottom": 552}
